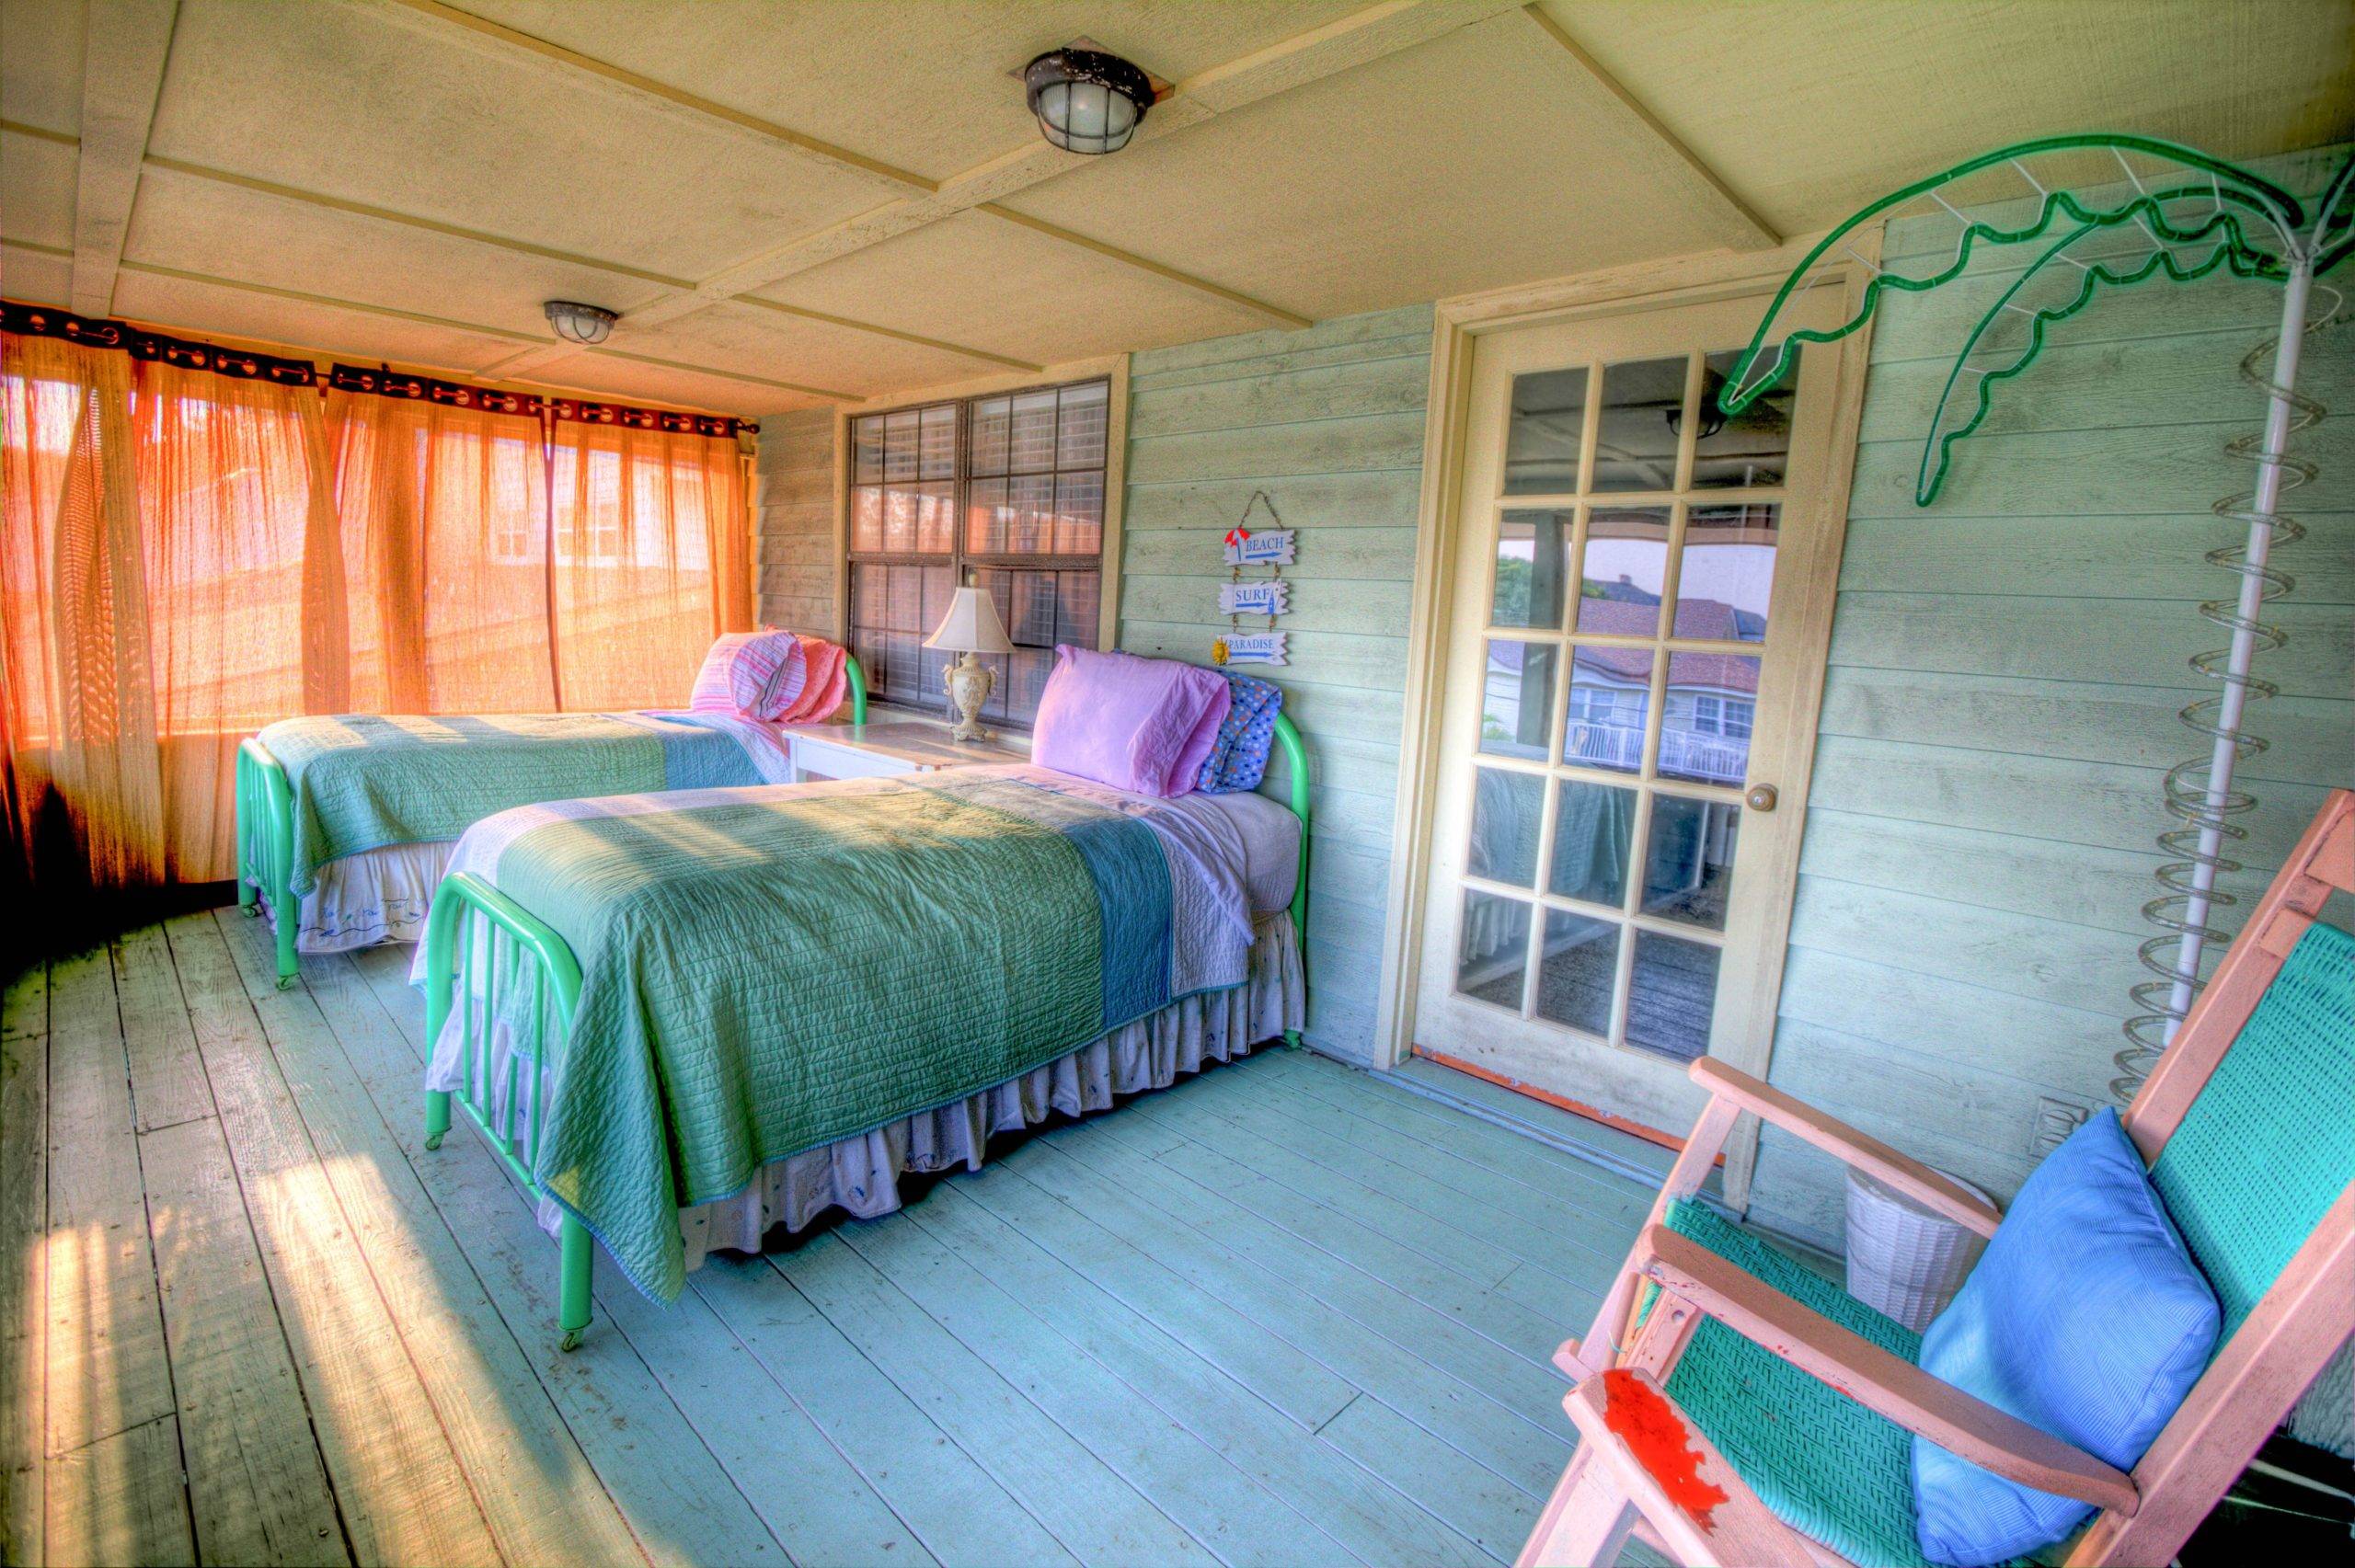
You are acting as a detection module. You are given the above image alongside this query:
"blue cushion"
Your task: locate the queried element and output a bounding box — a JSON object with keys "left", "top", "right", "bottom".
{"left": 1195, "top": 673, "right": 1284, "bottom": 794}
{"left": 1912, "top": 1107, "right": 2219, "bottom": 1565}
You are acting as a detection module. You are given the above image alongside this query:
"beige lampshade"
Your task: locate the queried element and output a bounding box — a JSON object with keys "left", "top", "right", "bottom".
{"left": 922, "top": 586, "right": 1014, "bottom": 654}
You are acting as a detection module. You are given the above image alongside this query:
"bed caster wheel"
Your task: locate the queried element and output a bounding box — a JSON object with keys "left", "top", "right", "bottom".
{"left": 241, "top": 903, "right": 261, "bottom": 918}
{"left": 275, "top": 975, "right": 298, "bottom": 991}
{"left": 559, "top": 1330, "right": 583, "bottom": 1353}
{"left": 424, "top": 1132, "right": 443, "bottom": 1150}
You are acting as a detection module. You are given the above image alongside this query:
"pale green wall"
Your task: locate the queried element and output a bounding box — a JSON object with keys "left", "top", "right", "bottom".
{"left": 1117, "top": 304, "right": 1434, "bottom": 1064}
{"left": 1747, "top": 144, "right": 2355, "bottom": 1245}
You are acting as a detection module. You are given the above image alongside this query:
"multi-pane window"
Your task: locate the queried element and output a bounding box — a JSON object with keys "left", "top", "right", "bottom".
{"left": 846, "top": 379, "right": 1109, "bottom": 725}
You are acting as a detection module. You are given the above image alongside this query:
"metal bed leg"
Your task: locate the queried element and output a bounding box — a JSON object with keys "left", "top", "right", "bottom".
{"left": 237, "top": 876, "right": 258, "bottom": 912}
{"left": 424, "top": 1089, "right": 450, "bottom": 1151}
{"left": 274, "top": 906, "right": 300, "bottom": 989}
{"left": 558, "top": 1216, "right": 592, "bottom": 1352}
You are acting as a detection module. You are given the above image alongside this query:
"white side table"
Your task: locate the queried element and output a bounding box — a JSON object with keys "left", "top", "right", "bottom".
{"left": 783, "top": 718, "right": 1024, "bottom": 783}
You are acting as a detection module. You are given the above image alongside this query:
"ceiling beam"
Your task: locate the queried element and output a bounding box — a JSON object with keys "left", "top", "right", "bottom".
{"left": 71, "top": 0, "right": 179, "bottom": 316}
{"left": 640, "top": 0, "right": 1524, "bottom": 338}
{"left": 35, "top": 244, "right": 858, "bottom": 401}
{"left": 370, "top": 0, "right": 936, "bottom": 193}
{"left": 1517, "top": 4, "right": 1778, "bottom": 252}
{"left": 132, "top": 154, "right": 1037, "bottom": 369}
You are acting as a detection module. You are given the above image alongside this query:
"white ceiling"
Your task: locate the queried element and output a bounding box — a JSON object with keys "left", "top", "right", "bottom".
{"left": 2, "top": 0, "right": 2349, "bottom": 418}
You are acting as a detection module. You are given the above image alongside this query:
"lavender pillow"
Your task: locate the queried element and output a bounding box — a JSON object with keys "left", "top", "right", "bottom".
{"left": 1032, "top": 647, "right": 1232, "bottom": 796}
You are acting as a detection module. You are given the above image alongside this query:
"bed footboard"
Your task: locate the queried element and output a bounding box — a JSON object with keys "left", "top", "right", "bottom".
{"left": 421, "top": 870, "right": 595, "bottom": 1351}
{"left": 235, "top": 738, "right": 303, "bottom": 989}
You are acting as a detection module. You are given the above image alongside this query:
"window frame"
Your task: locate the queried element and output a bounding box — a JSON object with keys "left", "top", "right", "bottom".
{"left": 837, "top": 362, "right": 1128, "bottom": 727}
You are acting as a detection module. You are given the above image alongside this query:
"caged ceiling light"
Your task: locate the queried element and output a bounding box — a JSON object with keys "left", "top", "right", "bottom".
{"left": 1023, "top": 46, "right": 1155, "bottom": 155}
{"left": 544, "top": 300, "right": 618, "bottom": 346}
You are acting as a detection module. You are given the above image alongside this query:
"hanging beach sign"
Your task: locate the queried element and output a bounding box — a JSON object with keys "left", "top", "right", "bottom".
{"left": 1219, "top": 579, "right": 1290, "bottom": 617}
{"left": 1223, "top": 529, "right": 1294, "bottom": 567}
{"left": 1212, "top": 632, "right": 1289, "bottom": 667}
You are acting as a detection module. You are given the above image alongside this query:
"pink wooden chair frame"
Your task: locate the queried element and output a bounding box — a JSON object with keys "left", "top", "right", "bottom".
{"left": 1522, "top": 788, "right": 2355, "bottom": 1568}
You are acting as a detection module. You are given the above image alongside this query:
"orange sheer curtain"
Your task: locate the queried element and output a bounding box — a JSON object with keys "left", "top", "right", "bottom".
{"left": 548, "top": 420, "right": 749, "bottom": 710}
{"left": 4, "top": 331, "right": 754, "bottom": 902}
{"left": 327, "top": 388, "right": 556, "bottom": 714}
{"left": 1, "top": 335, "right": 335, "bottom": 893}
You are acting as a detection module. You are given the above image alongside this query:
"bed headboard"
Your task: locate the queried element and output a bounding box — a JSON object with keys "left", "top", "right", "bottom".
{"left": 843, "top": 653, "right": 867, "bottom": 724}
{"left": 1270, "top": 711, "right": 1309, "bottom": 966}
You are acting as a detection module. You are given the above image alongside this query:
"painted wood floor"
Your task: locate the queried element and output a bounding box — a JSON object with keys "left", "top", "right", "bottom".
{"left": 3, "top": 907, "right": 1659, "bottom": 1568}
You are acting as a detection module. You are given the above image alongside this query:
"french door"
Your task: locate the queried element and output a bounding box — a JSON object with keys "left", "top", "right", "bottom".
{"left": 1412, "top": 287, "right": 1852, "bottom": 1142}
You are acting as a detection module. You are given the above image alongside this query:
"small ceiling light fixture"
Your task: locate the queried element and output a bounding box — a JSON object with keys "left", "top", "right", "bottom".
{"left": 1023, "top": 44, "right": 1155, "bottom": 155}
{"left": 544, "top": 300, "right": 618, "bottom": 346}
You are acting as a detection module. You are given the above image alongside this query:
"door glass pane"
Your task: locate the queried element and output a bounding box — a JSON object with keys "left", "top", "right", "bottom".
{"left": 1549, "top": 779, "right": 1635, "bottom": 907}
{"left": 1578, "top": 506, "right": 1671, "bottom": 635}
{"left": 1626, "top": 931, "right": 1720, "bottom": 1061}
{"left": 1504, "top": 367, "right": 1588, "bottom": 495}
{"left": 1694, "top": 347, "right": 1791, "bottom": 487}
{"left": 1642, "top": 795, "right": 1737, "bottom": 931}
{"left": 1676, "top": 504, "right": 1776, "bottom": 641}
{"left": 1534, "top": 911, "right": 1617, "bottom": 1036}
{"left": 1591, "top": 357, "right": 1686, "bottom": 492}
{"left": 1660, "top": 652, "right": 1757, "bottom": 784}
{"left": 1479, "top": 640, "right": 1556, "bottom": 760}
{"left": 1457, "top": 892, "right": 1533, "bottom": 1008}
{"left": 1564, "top": 646, "right": 1651, "bottom": 773}
{"left": 1467, "top": 767, "right": 1545, "bottom": 887}
{"left": 1493, "top": 509, "right": 1572, "bottom": 629}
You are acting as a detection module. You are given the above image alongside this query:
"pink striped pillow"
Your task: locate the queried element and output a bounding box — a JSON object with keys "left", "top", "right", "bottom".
{"left": 688, "top": 630, "right": 805, "bottom": 720}
{"left": 777, "top": 635, "right": 849, "bottom": 722}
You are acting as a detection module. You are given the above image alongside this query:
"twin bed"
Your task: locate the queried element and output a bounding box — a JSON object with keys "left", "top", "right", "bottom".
{"left": 235, "top": 646, "right": 1308, "bottom": 1349}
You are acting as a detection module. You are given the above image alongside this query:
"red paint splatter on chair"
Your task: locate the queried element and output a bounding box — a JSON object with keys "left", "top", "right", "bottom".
{"left": 1600, "top": 1368, "right": 1729, "bottom": 1530}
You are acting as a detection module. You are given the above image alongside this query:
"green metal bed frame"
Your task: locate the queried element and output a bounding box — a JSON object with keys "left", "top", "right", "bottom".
{"left": 233, "top": 657, "right": 869, "bottom": 989}
{"left": 419, "top": 712, "right": 1311, "bottom": 1351}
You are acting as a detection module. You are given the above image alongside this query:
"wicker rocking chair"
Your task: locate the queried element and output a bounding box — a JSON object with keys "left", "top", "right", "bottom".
{"left": 1520, "top": 788, "right": 2355, "bottom": 1568}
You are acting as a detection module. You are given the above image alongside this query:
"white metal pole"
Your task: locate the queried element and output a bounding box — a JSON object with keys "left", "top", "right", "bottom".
{"left": 2162, "top": 258, "right": 2314, "bottom": 1035}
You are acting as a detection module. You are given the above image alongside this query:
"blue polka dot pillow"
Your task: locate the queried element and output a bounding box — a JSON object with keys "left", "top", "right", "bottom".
{"left": 1195, "top": 673, "right": 1284, "bottom": 794}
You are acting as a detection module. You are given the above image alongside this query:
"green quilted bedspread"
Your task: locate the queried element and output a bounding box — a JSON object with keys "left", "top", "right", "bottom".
{"left": 495, "top": 774, "right": 1164, "bottom": 1300}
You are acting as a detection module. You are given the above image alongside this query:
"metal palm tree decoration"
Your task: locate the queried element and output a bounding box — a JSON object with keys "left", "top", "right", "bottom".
{"left": 1716, "top": 133, "right": 2352, "bottom": 1099}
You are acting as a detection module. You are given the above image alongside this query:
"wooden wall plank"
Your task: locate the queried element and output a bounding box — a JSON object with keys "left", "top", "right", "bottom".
{"left": 1117, "top": 304, "right": 1431, "bottom": 1065}
{"left": 1836, "top": 511, "right": 2355, "bottom": 604}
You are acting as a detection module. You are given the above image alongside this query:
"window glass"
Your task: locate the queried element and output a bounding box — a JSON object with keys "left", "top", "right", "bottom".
{"left": 848, "top": 378, "right": 1110, "bottom": 723}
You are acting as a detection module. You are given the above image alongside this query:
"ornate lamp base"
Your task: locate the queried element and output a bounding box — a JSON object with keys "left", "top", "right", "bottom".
{"left": 945, "top": 651, "right": 996, "bottom": 742}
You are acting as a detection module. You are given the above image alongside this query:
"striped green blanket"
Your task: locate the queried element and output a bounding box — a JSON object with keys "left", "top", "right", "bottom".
{"left": 426, "top": 769, "right": 1252, "bottom": 1300}
{"left": 258, "top": 712, "right": 770, "bottom": 893}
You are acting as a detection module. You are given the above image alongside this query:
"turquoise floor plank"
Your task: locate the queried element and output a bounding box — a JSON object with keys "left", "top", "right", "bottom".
{"left": 783, "top": 1230, "right": 1219, "bottom": 1568}
{"left": 1259, "top": 1053, "right": 1656, "bottom": 1221}
{"left": 1034, "top": 1127, "right": 1575, "bottom": 1488}
{"left": 1001, "top": 1133, "right": 1572, "bottom": 1501}
{"left": 905, "top": 1182, "right": 1493, "bottom": 1568}
{"left": 833, "top": 1207, "right": 1346, "bottom": 1568}
{"left": 695, "top": 1253, "right": 1082, "bottom": 1568}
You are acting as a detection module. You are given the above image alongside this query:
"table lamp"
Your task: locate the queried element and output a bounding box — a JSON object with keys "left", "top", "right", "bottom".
{"left": 923, "top": 587, "right": 1015, "bottom": 742}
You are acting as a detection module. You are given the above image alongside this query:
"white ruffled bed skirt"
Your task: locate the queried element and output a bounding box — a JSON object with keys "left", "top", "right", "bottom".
{"left": 270, "top": 841, "right": 454, "bottom": 954}
{"left": 444, "top": 910, "right": 1303, "bottom": 1269}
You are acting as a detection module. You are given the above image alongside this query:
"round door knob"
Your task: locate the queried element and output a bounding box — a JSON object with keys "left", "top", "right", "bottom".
{"left": 1745, "top": 784, "right": 1779, "bottom": 812}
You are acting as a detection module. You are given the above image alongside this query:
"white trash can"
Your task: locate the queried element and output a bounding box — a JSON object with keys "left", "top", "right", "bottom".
{"left": 1844, "top": 1166, "right": 1993, "bottom": 1332}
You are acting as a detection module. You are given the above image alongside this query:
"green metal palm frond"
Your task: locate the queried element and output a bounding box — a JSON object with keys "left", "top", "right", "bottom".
{"left": 2311, "top": 146, "right": 2355, "bottom": 277}
{"left": 1713, "top": 135, "right": 2310, "bottom": 507}
{"left": 1915, "top": 191, "right": 2284, "bottom": 504}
